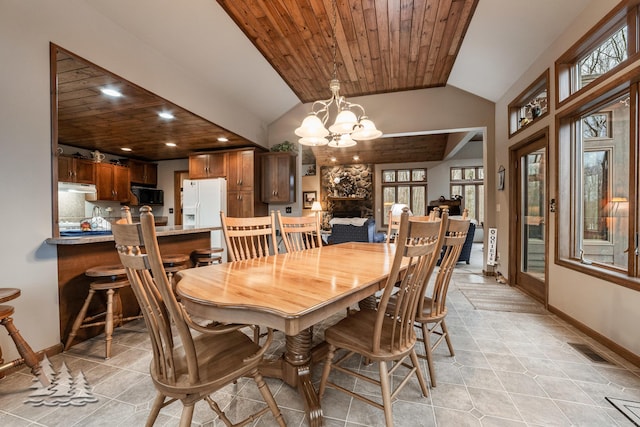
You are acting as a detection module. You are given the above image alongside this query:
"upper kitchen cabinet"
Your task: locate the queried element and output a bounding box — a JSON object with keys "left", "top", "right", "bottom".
{"left": 228, "top": 149, "right": 255, "bottom": 191}
{"left": 261, "top": 152, "right": 297, "bottom": 204}
{"left": 58, "top": 156, "right": 95, "bottom": 184}
{"left": 95, "top": 163, "right": 130, "bottom": 202}
{"left": 189, "top": 152, "right": 227, "bottom": 179}
{"left": 126, "top": 159, "right": 157, "bottom": 186}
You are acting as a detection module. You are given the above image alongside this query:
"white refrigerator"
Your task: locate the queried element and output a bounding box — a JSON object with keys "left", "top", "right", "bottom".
{"left": 182, "top": 178, "right": 227, "bottom": 262}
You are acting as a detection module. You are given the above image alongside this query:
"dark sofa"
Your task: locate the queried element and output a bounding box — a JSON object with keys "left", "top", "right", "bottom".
{"left": 328, "top": 217, "right": 385, "bottom": 244}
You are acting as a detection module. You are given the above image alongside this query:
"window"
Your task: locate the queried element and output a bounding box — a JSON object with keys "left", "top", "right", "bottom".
{"left": 381, "top": 168, "right": 427, "bottom": 224}
{"left": 558, "top": 88, "right": 634, "bottom": 283}
{"left": 508, "top": 70, "right": 549, "bottom": 136}
{"left": 556, "top": 2, "right": 638, "bottom": 106}
{"left": 450, "top": 166, "right": 484, "bottom": 223}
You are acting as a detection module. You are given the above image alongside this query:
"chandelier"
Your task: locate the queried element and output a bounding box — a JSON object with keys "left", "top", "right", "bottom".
{"left": 294, "top": 0, "right": 381, "bottom": 147}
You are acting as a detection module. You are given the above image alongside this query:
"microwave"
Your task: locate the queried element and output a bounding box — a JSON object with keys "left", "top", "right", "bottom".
{"left": 131, "top": 186, "right": 164, "bottom": 205}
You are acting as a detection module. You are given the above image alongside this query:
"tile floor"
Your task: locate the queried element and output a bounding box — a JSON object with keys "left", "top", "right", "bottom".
{"left": 1, "top": 244, "right": 640, "bottom": 426}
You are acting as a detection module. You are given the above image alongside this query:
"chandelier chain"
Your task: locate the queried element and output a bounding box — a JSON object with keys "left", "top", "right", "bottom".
{"left": 331, "top": 0, "right": 338, "bottom": 80}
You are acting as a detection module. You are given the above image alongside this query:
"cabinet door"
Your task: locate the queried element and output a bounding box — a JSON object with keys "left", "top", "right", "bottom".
{"left": 227, "top": 190, "right": 254, "bottom": 217}
{"left": 58, "top": 157, "right": 74, "bottom": 182}
{"left": 144, "top": 163, "right": 158, "bottom": 185}
{"left": 189, "top": 153, "right": 227, "bottom": 179}
{"left": 261, "top": 153, "right": 296, "bottom": 203}
{"left": 113, "top": 165, "right": 130, "bottom": 202}
{"left": 189, "top": 154, "right": 210, "bottom": 179}
{"left": 207, "top": 152, "right": 228, "bottom": 178}
{"left": 95, "top": 163, "right": 114, "bottom": 200}
{"left": 228, "top": 150, "right": 254, "bottom": 190}
{"left": 129, "top": 160, "right": 146, "bottom": 184}
{"left": 74, "top": 159, "right": 95, "bottom": 184}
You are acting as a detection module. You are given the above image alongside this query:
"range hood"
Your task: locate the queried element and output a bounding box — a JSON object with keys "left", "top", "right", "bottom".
{"left": 58, "top": 182, "right": 97, "bottom": 194}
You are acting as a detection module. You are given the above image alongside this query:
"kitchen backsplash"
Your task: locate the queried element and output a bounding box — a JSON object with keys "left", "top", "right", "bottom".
{"left": 58, "top": 192, "right": 128, "bottom": 222}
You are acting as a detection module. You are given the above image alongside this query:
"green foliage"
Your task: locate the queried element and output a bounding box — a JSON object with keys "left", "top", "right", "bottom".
{"left": 270, "top": 141, "right": 297, "bottom": 152}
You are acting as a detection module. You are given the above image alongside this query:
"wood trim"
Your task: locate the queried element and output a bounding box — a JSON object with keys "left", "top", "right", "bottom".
{"left": 508, "top": 127, "right": 550, "bottom": 305}
{"left": 548, "top": 304, "right": 640, "bottom": 368}
{"left": 508, "top": 69, "right": 550, "bottom": 138}
{"left": 50, "top": 43, "right": 59, "bottom": 237}
{"left": 555, "top": 0, "right": 640, "bottom": 108}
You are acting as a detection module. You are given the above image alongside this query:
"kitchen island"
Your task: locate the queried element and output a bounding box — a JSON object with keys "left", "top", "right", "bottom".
{"left": 46, "top": 225, "right": 220, "bottom": 347}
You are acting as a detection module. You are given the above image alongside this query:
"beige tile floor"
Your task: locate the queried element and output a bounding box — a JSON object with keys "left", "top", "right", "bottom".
{"left": 1, "top": 244, "right": 640, "bottom": 426}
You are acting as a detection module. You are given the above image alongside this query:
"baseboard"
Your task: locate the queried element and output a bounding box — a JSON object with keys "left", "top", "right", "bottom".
{"left": 548, "top": 304, "right": 640, "bottom": 368}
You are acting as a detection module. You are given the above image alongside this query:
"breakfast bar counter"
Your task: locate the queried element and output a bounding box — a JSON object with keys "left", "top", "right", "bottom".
{"left": 46, "top": 226, "right": 220, "bottom": 347}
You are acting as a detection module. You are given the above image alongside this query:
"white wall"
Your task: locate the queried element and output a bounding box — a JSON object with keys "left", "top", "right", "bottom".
{"left": 0, "top": 0, "right": 269, "bottom": 361}
{"left": 494, "top": 0, "right": 640, "bottom": 356}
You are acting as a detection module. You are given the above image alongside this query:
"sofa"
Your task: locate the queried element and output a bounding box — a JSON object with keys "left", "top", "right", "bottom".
{"left": 437, "top": 221, "right": 476, "bottom": 265}
{"left": 328, "top": 217, "right": 385, "bottom": 244}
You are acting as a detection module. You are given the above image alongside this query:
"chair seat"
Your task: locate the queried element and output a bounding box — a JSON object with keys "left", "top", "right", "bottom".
{"left": 0, "top": 288, "right": 20, "bottom": 304}
{"left": 0, "top": 304, "right": 15, "bottom": 320}
{"left": 415, "top": 297, "right": 448, "bottom": 323}
{"left": 162, "top": 253, "right": 190, "bottom": 266}
{"left": 86, "top": 264, "right": 126, "bottom": 278}
{"left": 89, "top": 277, "right": 131, "bottom": 291}
{"left": 324, "top": 309, "right": 416, "bottom": 361}
{"left": 153, "top": 330, "right": 261, "bottom": 395}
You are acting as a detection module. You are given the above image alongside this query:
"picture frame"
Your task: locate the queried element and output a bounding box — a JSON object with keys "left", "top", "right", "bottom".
{"left": 303, "top": 191, "right": 317, "bottom": 209}
{"left": 497, "top": 165, "right": 505, "bottom": 191}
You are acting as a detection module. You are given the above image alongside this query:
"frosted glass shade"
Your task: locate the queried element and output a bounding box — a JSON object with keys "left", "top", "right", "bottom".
{"left": 329, "top": 110, "right": 358, "bottom": 133}
{"left": 351, "top": 118, "right": 382, "bottom": 140}
{"left": 295, "top": 114, "right": 329, "bottom": 138}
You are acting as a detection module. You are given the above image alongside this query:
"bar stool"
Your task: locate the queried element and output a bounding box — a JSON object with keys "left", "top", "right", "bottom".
{"left": 64, "top": 264, "right": 141, "bottom": 359}
{"left": 162, "top": 253, "right": 191, "bottom": 283}
{"left": 0, "top": 288, "right": 48, "bottom": 385}
{"left": 190, "top": 247, "right": 224, "bottom": 267}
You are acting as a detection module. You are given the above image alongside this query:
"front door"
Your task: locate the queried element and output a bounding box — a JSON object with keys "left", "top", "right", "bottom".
{"left": 510, "top": 129, "right": 548, "bottom": 303}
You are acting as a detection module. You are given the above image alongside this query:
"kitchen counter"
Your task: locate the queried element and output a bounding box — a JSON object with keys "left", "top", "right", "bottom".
{"left": 49, "top": 225, "right": 220, "bottom": 347}
{"left": 46, "top": 225, "right": 221, "bottom": 245}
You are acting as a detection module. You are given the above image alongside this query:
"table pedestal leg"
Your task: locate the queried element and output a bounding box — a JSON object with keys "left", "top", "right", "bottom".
{"left": 283, "top": 329, "right": 323, "bottom": 427}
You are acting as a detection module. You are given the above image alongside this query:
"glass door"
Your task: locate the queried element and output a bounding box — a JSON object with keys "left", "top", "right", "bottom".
{"left": 512, "top": 134, "right": 548, "bottom": 303}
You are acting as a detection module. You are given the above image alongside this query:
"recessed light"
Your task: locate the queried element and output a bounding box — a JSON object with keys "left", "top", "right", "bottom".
{"left": 121, "top": 147, "right": 132, "bottom": 152}
{"left": 100, "top": 88, "right": 122, "bottom": 97}
{"left": 158, "top": 112, "right": 175, "bottom": 120}
{"left": 217, "top": 137, "right": 229, "bottom": 142}
{"left": 353, "top": 155, "right": 360, "bottom": 161}
{"left": 330, "top": 157, "right": 337, "bottom": 162}
{"left": 165, "top": 142, "right": 177, "bottom": 147}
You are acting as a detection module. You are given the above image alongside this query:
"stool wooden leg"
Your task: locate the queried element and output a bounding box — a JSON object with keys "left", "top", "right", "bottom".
{"left": 105, "top": 289, "right": 114, "bottom": 359}
{"left": 65, "top": 289, "right": 95, "bottom": 351}
{"left": 1, "top": 317, "right": 49, "bottom": 386}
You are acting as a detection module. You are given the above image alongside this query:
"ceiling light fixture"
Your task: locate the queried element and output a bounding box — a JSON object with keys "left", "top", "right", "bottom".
{"left": 120, "top": 147, "right": 132, "bottom": 152}
{"left": 165, "top": 142, "right": 177, "bottom": 147}
{"left": 100, "top": 88, "right": 122, "bottom": 97}
{"left": 353, "top": 154, "right": 360, "bottom": 161}
{"left": 294, "top": 0, "right": 381, "bottom": 147}
{"left": 158, "top": 112, "right": 175, "bottom": 120}
{"left": 217, "top": 137, "right": 229, "bottom": 142}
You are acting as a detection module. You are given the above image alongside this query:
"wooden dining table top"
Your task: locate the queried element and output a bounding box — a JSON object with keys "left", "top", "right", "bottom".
{"left": 175, "top": 242, "right": 402, "bottom": 335}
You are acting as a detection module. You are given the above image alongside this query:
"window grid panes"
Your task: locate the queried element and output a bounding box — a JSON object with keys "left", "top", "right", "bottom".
{"left": 450, "top": 167, "right": 484, "bottom": 223}
{"left": 381, "top": 168, "right": 427, "bottom": 225}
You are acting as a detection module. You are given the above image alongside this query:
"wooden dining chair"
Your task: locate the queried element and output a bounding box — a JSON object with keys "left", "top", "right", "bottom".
{"left": 415, "top": 213, "right": 470, "bottom": 387}
{"left": 318, "top": 209, "right": 444, "bottom": 427}
{"left": 220, "top": 212, "right": 278, "bottom": 261}
{"left": 276, "top": 210, "right": 322, "bottom": 252}
{"left": 111, "top": 206, "right": 286, "bottom": 427}
{"left": 385, "top": 210, "right": 402, "bottom": 243}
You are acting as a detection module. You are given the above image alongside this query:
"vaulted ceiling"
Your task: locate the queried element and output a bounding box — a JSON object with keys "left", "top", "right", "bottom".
{"left": 55, "top": 0, "right": 594, "bottom": 165}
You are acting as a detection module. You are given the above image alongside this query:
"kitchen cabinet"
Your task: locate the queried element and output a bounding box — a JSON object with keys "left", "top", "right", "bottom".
{"left": 228, "top": 150, "right": 254, "bottom": 191}
{"left": 261, "top": 152, "right": 297, "bottom": 204}
{"left": 227, "top": 190, "right": 257, "bottom": 217}
{"left": 189, "top": 152, "right": 227, "bottom": 179}
{"left": 95, "top": 163, "right": 130, "bottom": 202}
{"left": 58, "top": 156, "right": 95, "bottom": 184}
{"left": 127, "top": 159, "right": 157, "bottom": 186}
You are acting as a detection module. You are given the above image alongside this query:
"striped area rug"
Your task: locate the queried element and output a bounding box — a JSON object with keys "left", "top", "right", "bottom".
{"left": 457, "top": 283, "right": 548, "bottom": 315}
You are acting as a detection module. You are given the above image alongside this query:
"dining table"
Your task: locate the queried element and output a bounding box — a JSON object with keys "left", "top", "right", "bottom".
{"left": 175, "top": 241, "right": 407, "bottom": 427}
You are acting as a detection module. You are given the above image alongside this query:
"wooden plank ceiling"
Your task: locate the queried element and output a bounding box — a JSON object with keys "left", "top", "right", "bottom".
{"left": 55, "top": 0, "right": 478, "bottom": 164}
{"left": 217, "top": 0, "right": 478, "bottom": 102}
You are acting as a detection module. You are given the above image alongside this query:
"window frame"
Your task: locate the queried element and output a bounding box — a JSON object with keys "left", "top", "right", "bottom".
{"left": 555, "top": 1, "right": 640, "bottom": 108}
{"left": 508, "top": 69, "right": 550, "bottom": 137}
{"left": 381, "top": 168, "right": 427, "bottom": 226}
{"left": 450, "top": 166, "right": 484, "bottom": 222}
{"left": 556, "top": 77, "right": 639, "bottom": 290}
